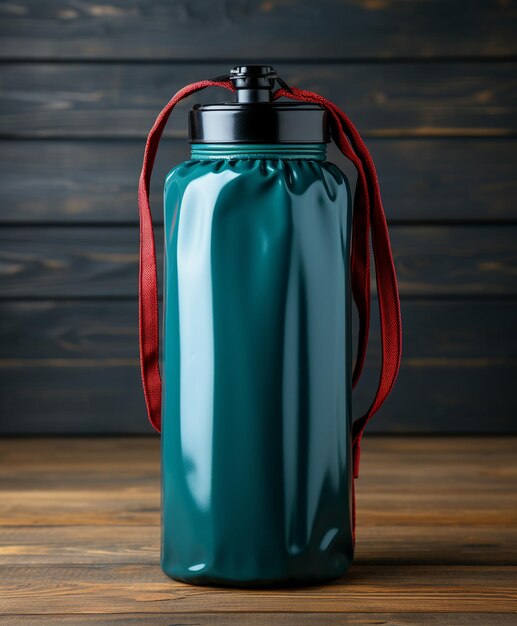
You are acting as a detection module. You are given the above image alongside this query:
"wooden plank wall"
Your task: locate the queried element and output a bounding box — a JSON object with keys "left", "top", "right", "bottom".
{"left": 0, "top": 0, "right": 516, "bottom": 433}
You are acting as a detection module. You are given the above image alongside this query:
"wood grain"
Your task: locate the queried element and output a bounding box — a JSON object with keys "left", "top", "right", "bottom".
{"left": 0, "top": 614, "right": 515, "bottom": 626}
{"left": 1, "top": 524, "right": 516, "bottom": 566}
{"left": 1, "top": 563, "right": 516, "bottom": 613}
{"left": 0, "top": 437, "right": 515, "bottom": 526}
{"left": 0, "top": 437, "right": 515, "bottom": 620}
{"left": 0, "top": 225, "right": 515, "bottom": 298}
{"left": 1, "top": 63, "right": 515, "bottom": 138}
{"left": 2, "top": 139, "right": 516, "bottom": 223}
{"left": 0, "top": 0, "right": 515, "bottom": 60}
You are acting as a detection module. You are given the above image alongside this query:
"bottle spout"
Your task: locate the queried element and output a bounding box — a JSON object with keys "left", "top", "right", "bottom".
{"left": 229, "top": 65, "right": 277, "bottom": 103}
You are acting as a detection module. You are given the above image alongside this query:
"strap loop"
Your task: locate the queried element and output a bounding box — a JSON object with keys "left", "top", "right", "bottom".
{"left": 138, "top": 79, "right": 233, "bottom": 432}
{"left": 138, "top": 79, "right": 402, "bottom": 534}
{"left": 273, "top": 87, "right": 402, "bottom": 469}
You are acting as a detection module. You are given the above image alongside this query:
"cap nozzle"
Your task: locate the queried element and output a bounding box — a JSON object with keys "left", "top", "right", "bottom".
{"left": 230, "top": 65, "right": 277, "bottom": 103}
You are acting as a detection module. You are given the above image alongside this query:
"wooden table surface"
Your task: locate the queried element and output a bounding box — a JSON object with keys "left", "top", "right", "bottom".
{"left": 0, "top": 437, "right": 516, "bottom": 625}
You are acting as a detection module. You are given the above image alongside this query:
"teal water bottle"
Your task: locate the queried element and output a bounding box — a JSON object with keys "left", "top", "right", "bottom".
{"left": 138, "top": 65, "right": 402, "bottom": 587}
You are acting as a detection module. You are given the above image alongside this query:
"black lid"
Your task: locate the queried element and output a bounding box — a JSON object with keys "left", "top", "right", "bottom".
{"left": 189, "top": 65, "right": 329, "bottom": 144}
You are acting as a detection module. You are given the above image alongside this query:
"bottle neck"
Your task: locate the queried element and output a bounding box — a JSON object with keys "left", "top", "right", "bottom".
{"left": 190, "top": 143, "right": 326, "bottom": 161}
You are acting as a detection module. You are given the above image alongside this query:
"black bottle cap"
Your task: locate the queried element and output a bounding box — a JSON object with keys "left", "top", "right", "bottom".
{"left": 189, "top": 65, "right": 329, "bottom": 144}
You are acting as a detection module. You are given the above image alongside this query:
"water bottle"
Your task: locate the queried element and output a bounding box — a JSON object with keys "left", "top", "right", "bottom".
{"left": 138, "top": 65, "right": 402, "bottom": 587}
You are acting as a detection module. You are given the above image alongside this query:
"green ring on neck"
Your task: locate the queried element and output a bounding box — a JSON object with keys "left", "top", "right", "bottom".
{"left": 190, "top": 143, "right": 327, "bottom": 161}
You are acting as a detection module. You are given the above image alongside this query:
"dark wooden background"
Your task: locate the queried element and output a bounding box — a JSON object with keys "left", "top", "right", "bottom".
{"left": 0, "top": 0, "right": 516, "bottom": 434}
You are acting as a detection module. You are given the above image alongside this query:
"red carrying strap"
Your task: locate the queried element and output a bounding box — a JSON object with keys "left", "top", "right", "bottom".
{"left": 138, "top": 80, "right": 402, "bottom": 507}
{"left": 138, "top": 79, "right": 234, "bottom": 432}
{"left": 273, "top": 87, "right": 402, "bottom": 479}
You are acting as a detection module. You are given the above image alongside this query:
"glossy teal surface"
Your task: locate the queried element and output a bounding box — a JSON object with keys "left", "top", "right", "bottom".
{"left": 161, "top": 144, "right": 354, "bottom": 586}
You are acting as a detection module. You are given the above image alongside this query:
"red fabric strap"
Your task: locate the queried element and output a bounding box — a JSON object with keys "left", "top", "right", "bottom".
{"left": 138, "top": 81, "right": 402, "bottom": 519}
{"left": 273, "top": 87, "right": 402, "bottom": 479}
{"left": 138, "top": 79, "right": 233, "bottom": 432}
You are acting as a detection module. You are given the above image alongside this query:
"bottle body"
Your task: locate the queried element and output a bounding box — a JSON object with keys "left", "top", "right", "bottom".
{"left": 161, "top": 144, "right": 354, "bottom": 586}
